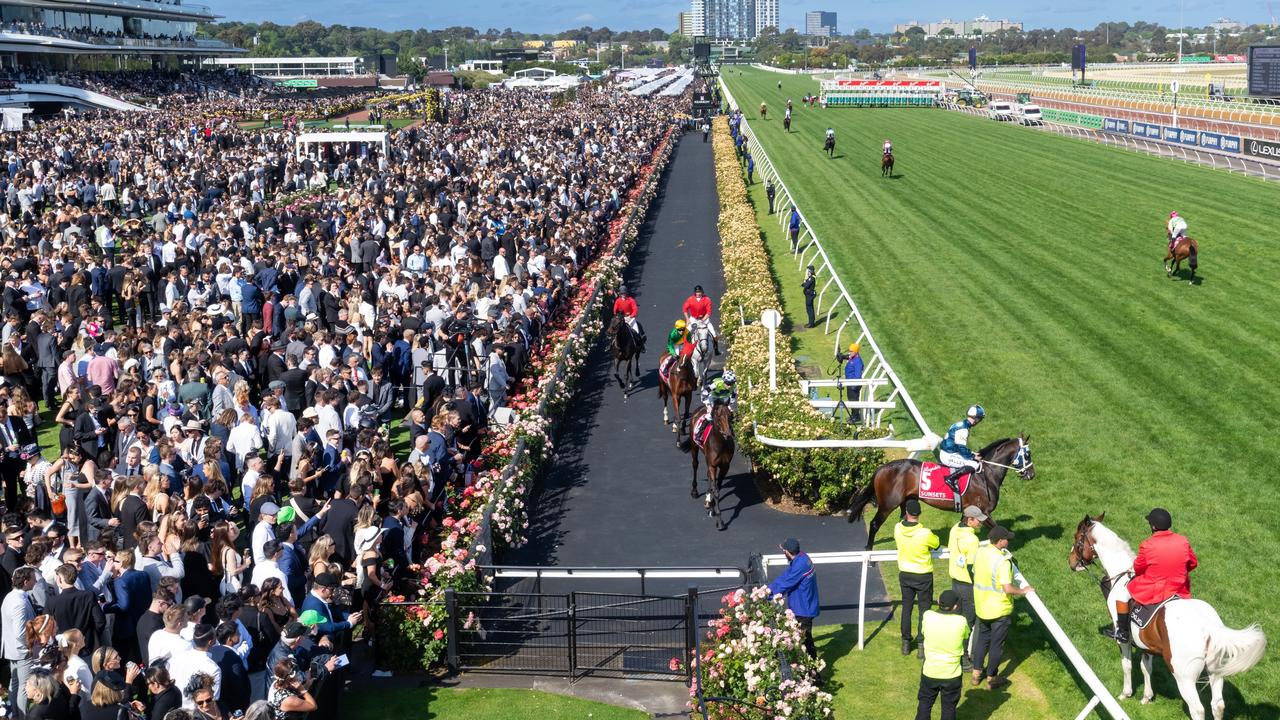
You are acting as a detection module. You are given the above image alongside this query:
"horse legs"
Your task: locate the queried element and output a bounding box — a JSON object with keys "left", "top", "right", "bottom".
{"left": 1208, "top": 673, "right": 1226, "bottom": 720}
{"left": 1139, "top": 653, "right": 1154, "bottom": 704}
{"left": 865, "top": 506, "right": 892, "bottom": 551}
{"left": 1118, "top": 643, "right": 1134, "bottom": 699}
{"left": 1172, "top": 657, "right": 1208, "bottom": 720}
{"left": 690, "top": 447, "right": 700, "bottom": 498}
{"left": 710, "top": 463, "right": 726, "bottom": 531}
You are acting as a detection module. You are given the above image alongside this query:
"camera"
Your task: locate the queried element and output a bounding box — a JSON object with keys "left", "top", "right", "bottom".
{"left": 834, "top": 351, "right": 850, "bottom": 362}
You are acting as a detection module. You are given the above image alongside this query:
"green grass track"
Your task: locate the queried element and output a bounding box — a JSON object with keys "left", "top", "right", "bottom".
{"left": 724, "top": 66, "right": 1280, "bottom": 719}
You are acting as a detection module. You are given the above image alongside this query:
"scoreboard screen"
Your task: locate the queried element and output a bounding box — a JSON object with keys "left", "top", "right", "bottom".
{"left": 1248, "top": 46, "right": 1280, "bottom": 96}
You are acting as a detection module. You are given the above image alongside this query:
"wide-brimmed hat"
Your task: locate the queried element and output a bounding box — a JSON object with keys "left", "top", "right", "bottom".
{"left": 183, "top": 420, "right": 204, "bottom": 433}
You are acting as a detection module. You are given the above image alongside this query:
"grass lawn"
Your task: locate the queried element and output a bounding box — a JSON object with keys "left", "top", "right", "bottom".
{"left": 343, "top": 687, "right": 647, "bottom": 720}
{"left": 724, "top": 66, "right": 1280, "bottom": 719}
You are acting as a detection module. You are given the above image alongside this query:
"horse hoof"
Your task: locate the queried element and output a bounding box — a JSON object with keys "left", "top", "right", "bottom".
{"left": 1140, "top": 696, "right": 1153, "bottom": 705}
{"left": 1118, "top": 692, "right": 1132, "bottom": 700}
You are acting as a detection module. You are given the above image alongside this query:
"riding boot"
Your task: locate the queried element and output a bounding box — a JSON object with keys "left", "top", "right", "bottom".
{"left": 1101, "top": 611, "right": 1131, "bottom": 644}
{"left": 713, "top": 338, "right": 721, "bottom": 357}
{"left": 944, "top": 467, "right": 966, "bottom": 495}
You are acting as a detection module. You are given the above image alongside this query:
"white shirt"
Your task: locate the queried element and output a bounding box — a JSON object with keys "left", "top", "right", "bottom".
{"left": 226, "top": 422, "right": 263, "bottom": 470}
{"left": 249, "top": 559, "right": 294, "bottom": 606}
{"left": 146, "top": 630, "right": 193, "bottom": 666}
{"left": 262, "top": 409, "right": 297, "bottom": 455}
{"left": 168, "top": 647, "right": 221, "bottom": 707}
{"left": 64, "top": 654, "right": 92, "bottom": 701}
{"left": 251, "top": 520, "right": 275, "bottom": 564}
{"left": 315, "top": 404, "right": 342, "bottom": 439}
{"left": 492, "top": 254, "right": 510, "bottom": 280}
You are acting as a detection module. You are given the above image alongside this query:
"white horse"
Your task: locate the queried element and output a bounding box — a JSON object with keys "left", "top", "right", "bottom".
{"left": 1069, "top": 514, "right": 1267, "bottom": 720}
{"left": 688, "top": 320, "right": 715, "bottom": 388}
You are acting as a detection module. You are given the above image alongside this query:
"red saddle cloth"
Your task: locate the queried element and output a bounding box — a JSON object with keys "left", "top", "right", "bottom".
{"left": 659, "top": 355, "right": 676, "bottom": 384}
{"left": 918, "top": 462, "right": 970, "bottom": 501}
{"left": 691, "top": 414, "right": 714, "bottom": 448}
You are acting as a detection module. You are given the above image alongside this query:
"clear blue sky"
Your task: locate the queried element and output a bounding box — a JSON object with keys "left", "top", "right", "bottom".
{"left": 213, "top": 0, "right": 1265, "bottom": 34}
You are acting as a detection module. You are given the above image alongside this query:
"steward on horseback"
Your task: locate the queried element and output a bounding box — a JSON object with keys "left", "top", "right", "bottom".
{"left": 1103, "top": 508, "right": 1198, "bottom": 644}
{"left": 700, "top": 369, "right": 737, "bottom": 412}
{"left": 666, "top": 319, "right": 693, "bottom": 358}
{"left": 938, "top": 405, "right": 985, "bottom": 495}
{"left": 1166, "top": 211, "right": 1188, "bottom": 253}
{"left": 682, "top": 284, "right": 719, "bottom": 355}
{"left": 611, "top": 285, "right": 645, "bottom": 353}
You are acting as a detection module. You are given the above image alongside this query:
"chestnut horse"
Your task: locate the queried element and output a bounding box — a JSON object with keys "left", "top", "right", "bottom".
{"left": 846, "top": 436, "right": 1035, "bottom": 549}
{"left": 686, "top": 402, "right": 735, "bottom": 531}
{"left": 608, "top": 314, "right": 640, "bottom": 396}
{"left": 1069, "top": 514, "right": 1266, "bottom": 719}
{"left": 658, "top": 351, "right": 696, "bottom": 433}
{"left": 1165, "top": 235, "right": 1199, "bottom": 282}
{"left": 881, "top": 151, "right": 895, "bottom": 177}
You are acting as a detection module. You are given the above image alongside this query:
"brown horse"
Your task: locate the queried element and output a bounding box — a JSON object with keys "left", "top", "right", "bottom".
{"left": 658, "top": 351, "right": 696, "bottom": 433}
{"left": 824, "top": 135, "right": 835, "bottom": 158}
{"left": 783, "top": 114, "right": 791, "bottom": 132}
{"left": 1164, "top": 235, "right": 1198, "bottom": 282}
{"left": 846, "top": 436, "right": 1035, "bottom": 549}
{"left": 686, "top": 402, "right": 735, "bottom": 531}
{"left": 759, "top": 102, "right": 767, "bottom": 120}
{"left": 881, "top": 151, "right": 895, "bottom": 177}
{"left": 608, "top": 314, "right": 640, "bottom": 396}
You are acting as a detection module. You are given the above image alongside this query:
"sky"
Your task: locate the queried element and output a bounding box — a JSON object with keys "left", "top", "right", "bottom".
{"left": 212, "top": 0, "right": 1267, "bottom": 34}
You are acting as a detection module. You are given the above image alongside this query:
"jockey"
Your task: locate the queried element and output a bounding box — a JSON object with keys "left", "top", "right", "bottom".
{"left": 682, "top": 284, "right": 719, "bottom": 355}
{"left": 612, "top": 285, "right": 645, "bottom": 353}
{"left": 883, "top": 138, "right": 893, "bottom": 156}
{"left": 938, "top": 405, "right": 985, "bottom": 495}
{"left": 701, "top": 369, "right": 738, "bottom": 412}
{"left": 1166, "top": 211, "right": 1188, "bottom": 252}
{"left": 666, "top": 319, "right": 691, "bottom": 357}
{"left": 1103, "top": 508, "right": 1198, "bottom": 644}
{"left": 826, "top": 127, "right": 835, "bottom": 141}
{"left": 786, "top": 97, "right": 793, "bottom": 111}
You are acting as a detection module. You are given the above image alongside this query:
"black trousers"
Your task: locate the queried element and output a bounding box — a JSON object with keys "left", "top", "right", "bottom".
{"left": 767, "top": 194, "right": 775, "bottom": 213}
{"left": 899, "top": 571, "right": 934, "bottom": 642}
{"left": 796, "top": 615, "right": 816, "bottom": 658}
{"left": 804, "top": 295, "right": 816, "bottom": 327}
{"left": 973, "top": 614, "right": 1012, "bottom": 677}
{"left": 952, "top": 580, "right": 976, "bottom": 632}
{"left": 915, "top": 675, "right": 961, "bottom": 720}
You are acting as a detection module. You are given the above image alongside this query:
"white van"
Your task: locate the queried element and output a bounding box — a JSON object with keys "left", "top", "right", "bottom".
{"left": 989, "top": 101, "right": 1015, "bottom": 121}
{"left": 1017, "top": 104, "right": 1043, "bottom": 125}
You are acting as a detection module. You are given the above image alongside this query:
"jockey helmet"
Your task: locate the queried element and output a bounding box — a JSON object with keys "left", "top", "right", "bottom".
{"left": 675, "top": 319, "right": 687, "bottom": 329}
{"left": 722, "top": 369, "right": 737, "bottom": 386}
{"left": 1145, "top": 507, "right": 1172, "bottom": 531}
{"left": 848, "top": 343, "right": 860, "bottom": 354}
{"left": 618, "top": 285, "right": 628, "bottom": 296}
{"left": 967, "top": 405, "right": 986, "bottom": 420}
{"left": 693, "top": 284, "right": 704, "bottom": 294}
{"left": 1169, "top": 211, "right": 1179, "bottom": 218}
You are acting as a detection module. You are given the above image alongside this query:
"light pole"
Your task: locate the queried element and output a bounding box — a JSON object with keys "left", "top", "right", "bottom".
{"left": 1177, "top": 0, "right": 1184, "bottom": 61}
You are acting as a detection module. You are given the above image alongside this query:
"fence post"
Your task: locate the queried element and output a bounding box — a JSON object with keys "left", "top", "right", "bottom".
{"left": 685, "top": 585, "right": 699, "bottom": 683}
{"left": 444, "top": 588, "right": 460, "bottom": 672}
{"left": 567, "top": 592, "right": 578, "bottom": 679}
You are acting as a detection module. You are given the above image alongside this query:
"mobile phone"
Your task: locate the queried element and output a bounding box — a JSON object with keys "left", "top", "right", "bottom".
{"left": 333, "top": 654, "right": 350, "bottom": 668}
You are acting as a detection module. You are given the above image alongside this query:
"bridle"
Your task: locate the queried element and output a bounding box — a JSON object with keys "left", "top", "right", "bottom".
{"left": 976, "top": 437, "right": 1034, "bottom": 479}
{"left": 1070, "top": 520, "right": 1132, "bottom": 597}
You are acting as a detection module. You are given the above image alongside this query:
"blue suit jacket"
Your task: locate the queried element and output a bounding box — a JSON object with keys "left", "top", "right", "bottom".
{"left": 277, "top": 543, "right": 307, "bottom": 605}
{"left": 111, "top": 569, "right": 152, "bottom": 638}
{"left": 298, "top": 593, "right": 350, "bottom": 638}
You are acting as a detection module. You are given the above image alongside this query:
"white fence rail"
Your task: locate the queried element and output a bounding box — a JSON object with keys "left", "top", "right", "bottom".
{"left": 718, "top": 77, "right": 937, "bottom": 450}
{"left": 760, "top": 549, "right": 1131, "bottom": 720}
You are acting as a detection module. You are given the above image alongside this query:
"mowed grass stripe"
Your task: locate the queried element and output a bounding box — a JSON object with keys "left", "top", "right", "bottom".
{"left": 725, "top": 68, "right": 1280, "bottom": 717}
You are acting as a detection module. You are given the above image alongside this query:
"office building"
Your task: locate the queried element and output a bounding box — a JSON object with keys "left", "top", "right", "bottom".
{"left": 754, "top": 0, "right": 778, "bottom": 36}
{"left": 678, "top": 11, "right": 695, "bottom": 36}
{"left": 692, "top": 0, "right": 775, "bottom": 40}
{"left": 894, "top": 15, "right": 1022, "bottom": 38}
{"left": 806, "top": 11, "right": 837, "bottom": 37}
{"left": 689, "top": 0, "right": 707, "bottom": 36}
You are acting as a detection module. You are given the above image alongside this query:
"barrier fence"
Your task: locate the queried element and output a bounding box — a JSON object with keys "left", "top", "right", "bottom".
{"left": 718, "top": 77, "right": 938, "bottom": 452}
{"left": 760, "top": 549, "right": 1132, "bottom": 720}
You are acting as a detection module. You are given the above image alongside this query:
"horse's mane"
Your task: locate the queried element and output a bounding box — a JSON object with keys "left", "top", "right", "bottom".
{"left": 977, "top": 437, "right": 1016, "bottom": 457}
{"left": 1090, "top": 521, "right": 1137, "bottom": 564}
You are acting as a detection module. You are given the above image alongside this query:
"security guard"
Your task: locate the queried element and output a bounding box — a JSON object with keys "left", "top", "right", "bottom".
{"left": 947, "top": 505, "right": 988, "bottom": 668}
{"left": 971, "top": 525, "right": 1034, "bottom": 689}
{"left": 895, "top": 498, "right": 939, "bottom": 658}
{"left": 802, "top": 265, "right": 817, "bottom": 328}
{"left": 916, "top": 590, "right": 969, "bottom": 720}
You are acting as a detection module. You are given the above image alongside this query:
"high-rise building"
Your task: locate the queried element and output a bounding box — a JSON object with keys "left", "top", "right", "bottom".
{"left": 893, "top": 16, "right": 1022, "bottom": 38}
{"left": 689, "top": 0, "right": 708, "bottom": 36}
{"left": 805, "top": 11, "right": 838, "bottom": 37}
{"left": 704, "top": 0, "right": 753, "bottom": 39}
{"left": 754, "top": 0, "right": 779, "bottom": 36}
{"left": 678, "top": 11, "right": 696, "bottom": 36}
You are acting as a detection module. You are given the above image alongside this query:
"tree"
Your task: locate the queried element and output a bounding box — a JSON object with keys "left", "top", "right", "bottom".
{"left": 1151, "top": 27, "right": 1168, "bottom": 53}
{"left": 938, "top": 28, "right": 955, "bottom": 37}
{"left": 853, "top": 28, "right": 872, "bottom": 40}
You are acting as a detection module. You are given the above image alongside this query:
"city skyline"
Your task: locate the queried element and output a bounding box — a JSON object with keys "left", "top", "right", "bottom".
{"left": 210, "top": 0, "right": 1268, "bottom": 35}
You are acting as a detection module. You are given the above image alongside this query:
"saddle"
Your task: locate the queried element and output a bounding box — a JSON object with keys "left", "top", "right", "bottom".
{"left": 691, "top": 412, "right": 714, "bottom": 449}
{"left": 1132, "top": 595, "right": 1180, "bottom": 630}
{"left": 659, "top": 355, "right": 677, "bottom": 384}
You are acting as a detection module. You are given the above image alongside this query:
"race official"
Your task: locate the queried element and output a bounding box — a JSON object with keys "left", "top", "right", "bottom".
{"left": 971, "top": 525, "right": 1033, "bottom": 689}
{"left": 948, "top": 505, "right": 987, "bottom": 667}
{"left": 916, "top": 590, "right": 969, "bottom": 720}
{"left": 767, "top": 537, "right": 819, "bottom": 658}
{"left": 895, "top": 498, "right": 939, "bottom": 658}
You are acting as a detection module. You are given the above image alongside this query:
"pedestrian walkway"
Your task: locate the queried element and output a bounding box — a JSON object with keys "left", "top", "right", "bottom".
{"left": 506, "top": 132, "right": 887, "bottom": 624}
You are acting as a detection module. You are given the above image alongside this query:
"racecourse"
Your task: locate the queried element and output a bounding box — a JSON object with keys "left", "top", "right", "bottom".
{"left": 724, "top": 66, "right": 1280, "bottom": 718}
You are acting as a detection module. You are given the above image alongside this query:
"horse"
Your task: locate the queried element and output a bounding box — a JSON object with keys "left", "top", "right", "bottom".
{"left": 846, "top": 436, "right": 1035, "bottom": 549}
{"left": 688, "top": 321, "right": 715, "bottom": 388}
{"left": 607, "top": 313, "right": 641, "bottom": 396}
{"left": 1069, "top": 514, "right": 1266, "bottom": 719}
{"left": 759, "top": 102, "right": 767, "bottom": 120}
{"left": 685, "top": 402, "right": 735, "bottom": 531}
{"left": 657, "top": 350, "right": 696, "bottom": 433}
{"left": 1165, "top": 235, "right": 1199, "bottom": 282}
{"left": 783, "top": 114, "right": 791, "bottom": 132}
{"left": 824, "top": 135, "right": 835, "bottom": 158}
{"left": 881, "top": 151, "right": 895, "bottom": 177}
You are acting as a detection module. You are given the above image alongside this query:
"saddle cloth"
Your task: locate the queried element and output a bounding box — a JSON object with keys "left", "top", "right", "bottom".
{"left": 691, "top": 412, "right": 713, "bottom": 449}
{"left": 918, "top": 462, "right": 970, "bottom": 501}
{"left": 1132, "top": 595, "right": 1180, "bottom": 630}
{"left": 659, "top": 355, "right": 676, "bottom": 384}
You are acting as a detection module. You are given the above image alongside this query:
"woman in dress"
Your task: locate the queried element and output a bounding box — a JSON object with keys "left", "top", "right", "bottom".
{"left": 266, "top": 658, "right": 316, "bottom": 720}
{"left": 211, "top": 521, "right": 250, "bottom": 596}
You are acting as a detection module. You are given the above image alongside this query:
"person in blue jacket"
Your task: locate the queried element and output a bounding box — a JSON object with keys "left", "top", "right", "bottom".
{"left": 768, "top": 537, "right": 819, "bottom": 658}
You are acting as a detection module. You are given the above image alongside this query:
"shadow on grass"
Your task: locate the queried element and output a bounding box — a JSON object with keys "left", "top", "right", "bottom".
{"left": 815, "top": 625, "right": 859, "bottom": 692}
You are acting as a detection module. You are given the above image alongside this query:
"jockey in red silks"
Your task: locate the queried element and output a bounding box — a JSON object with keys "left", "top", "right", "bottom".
{"left": 1103, "top": 507, "right": 1198, "bottom": 644}
{"left": 611, "top": 285, "right": 645, "bottom": 353}
{"left": 681, "top": 284, "right": 719, "bottom": 355}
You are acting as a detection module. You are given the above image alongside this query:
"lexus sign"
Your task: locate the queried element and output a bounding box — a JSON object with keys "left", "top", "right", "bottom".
{"left": 1243, "top": 138, "right": 1280, "bottom": 160}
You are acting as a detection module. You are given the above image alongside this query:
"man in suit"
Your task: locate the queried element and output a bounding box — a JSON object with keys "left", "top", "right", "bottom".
{"left": 379, "top": 500, "right": 419, "bottom": 583}
{"left": 46, "top": 562, "right": 106, "bottom": 652}
{"left": 264, "top": 342, "right": 288, "bottom": 386}
{"left": 113, "top": 416, "right": 138, "bottom": 467}
{"left": 210, "top": 370, "right": 235, "bottom": 419}
{"left": 73, "top": 399, "right": 109, "bottom": 465}
{"left": 33, "top": 322, "right": 58, "bottom": 410}
{"left": 279, "top": 354, "right": 308, "bottom": 414}
{"left": 114, "top": 477, "right": 149, "bottom": 550}
{"left": 3, "top": 567, "right": 38, "bottom": 716}
{"left": 367, "top": 366, "right": 395, "bottom": 424}
{"left": 0, "top": 403, "right": 32, "bottom": 509}
{"left": 210, "top": 622, "right": 252, "bottom": 714}
{"left": 111, "top": 549, "right": 152, "bottom": 662}
{"left": 274, "top": 522, "right": 307, "bottom": 609}
{"left": 298, "top": 572, "right": 362, "bottom": 644}
{"left": 319, "top": 485, "right": 360, "bottom": 569}
{"left": 84, "top": 469, "right": 119, "bottom": 543}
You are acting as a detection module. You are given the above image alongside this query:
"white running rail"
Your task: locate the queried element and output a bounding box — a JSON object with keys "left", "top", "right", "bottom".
{"left": 760, "top": 549, "right": 1132, "bottom": 720}
{"left": 718, "top": 77, "right": 936, "bottom": 449}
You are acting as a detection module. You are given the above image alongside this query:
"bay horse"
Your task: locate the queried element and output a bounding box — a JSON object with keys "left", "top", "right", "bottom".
{"left": 759, "top": 102, "right": 767, "bottom": 120}
{"left": 607, "top": 314, "right": 640, "bottom": 396}
{"left": 688, "top": 321, "right": 714, "bottom": 389}
{"left": 846, "top": 436, "right": 1035, "bottom": 549}
{"left": 1069, "top": 514, "right": 1266, "bottom": 719}
{"left": 1164, "top": 235, "right": 1199, "bottom": 282}
{"left": 881, "top": 151, "right": 895, "bottom": 177}
{"left": 686, "top": 402, "right": 735, "bottom": 531}
{"left": 658, "top": 350, "right": 696, "bottom": 433}
{"left": 783, "top": 114, "right": 791, "bottom": 132}
{"left": 824, "top": 135, "right": 835, "bottom": 158}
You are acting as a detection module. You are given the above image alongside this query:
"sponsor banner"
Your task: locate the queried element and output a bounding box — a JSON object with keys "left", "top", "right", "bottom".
{"left": 1178, "top": 128, "right": 1199, "bottom": 145}
{"left": 1219, "top": 135, "right": 1242, "bottom": 153}
{"left": 1145, "top": 124, "right": 1163, "bottom": 139}
{"left": 1115, "top": 119, "right": 1129, "bottom": 134}
{"left": 1244, "top": 137, "right": 1280, "bottom": 160}
{"left": 1213, "top": 54, "right": 1246, "bottom": 63}
{"left": 835, "top": 80, "right": 941, "bottom": 88}
{"left": 1132, "top": 121, "right": 1147, "bottom": 136}
{"left": 274, "top": 78, "right": 318, "bottom": 88}
{"left": 1103, "top": 117, "right": 1119, "bottom": 132}
{"left": 1163, "top": 126, "right": 1180, "bottom": 142}
{"left": 1179, "top": 55, "right": 1212, "bottom": 63}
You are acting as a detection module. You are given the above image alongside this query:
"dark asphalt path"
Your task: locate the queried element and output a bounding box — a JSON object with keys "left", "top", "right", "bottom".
{"left": 506, "top": 132, "right": 887, "bottom": 624}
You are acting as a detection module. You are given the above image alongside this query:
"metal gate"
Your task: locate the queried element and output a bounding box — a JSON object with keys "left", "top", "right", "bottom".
{"left": 445, "top": 588, "right": 700, "bottom": 680}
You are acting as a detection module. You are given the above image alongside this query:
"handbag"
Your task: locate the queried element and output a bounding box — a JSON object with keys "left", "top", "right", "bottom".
{"left": 51, "top": 493, "right": 67, "bottom": 516}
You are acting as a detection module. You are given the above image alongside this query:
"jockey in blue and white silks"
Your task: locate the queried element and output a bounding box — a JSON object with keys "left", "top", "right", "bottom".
{"left": 938, "top": 405, "right": 985, "bottom": 493}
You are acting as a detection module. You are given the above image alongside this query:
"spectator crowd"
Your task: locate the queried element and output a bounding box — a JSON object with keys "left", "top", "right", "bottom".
{"left": 0, "top": 73, "right": 679, "bottom": 720}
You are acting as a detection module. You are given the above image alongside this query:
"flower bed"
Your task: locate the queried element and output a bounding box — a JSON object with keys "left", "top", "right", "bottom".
{"left": 376, "top": 126, "right": 679, "bottom": 671}
{"left": 711, "top": 117, "right": 887, "bottom": 513}
{"left": 683, "top": 586, "right": 833, "bottom": 719}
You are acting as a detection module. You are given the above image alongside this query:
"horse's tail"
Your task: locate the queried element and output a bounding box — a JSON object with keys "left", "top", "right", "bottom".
{"left": 1188, "top": 240, "right": 1198, "bottom": 269}
{"left": 1205, "top": 621, "right": 1267, "bottom": 678}
{"left": 845, "top": 479, "right": 876, "bottom": 524}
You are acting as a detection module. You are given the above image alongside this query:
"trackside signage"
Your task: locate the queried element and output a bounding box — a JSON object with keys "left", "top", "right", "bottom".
{"left": 1244, "top": 138, "right": 1280, "bottom": 160}
{"left": 1199, "top": 132, "right": 1242, "bottom": 153}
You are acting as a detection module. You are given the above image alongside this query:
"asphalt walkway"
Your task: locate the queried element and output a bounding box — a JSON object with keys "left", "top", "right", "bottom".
{"left": 506, "top": 132, "right": 887, "bottom": 624}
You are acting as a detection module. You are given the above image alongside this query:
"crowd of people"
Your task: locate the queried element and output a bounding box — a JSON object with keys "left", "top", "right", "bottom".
{"left": 0, "top": 71, "right": 681, "bottom": 720}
